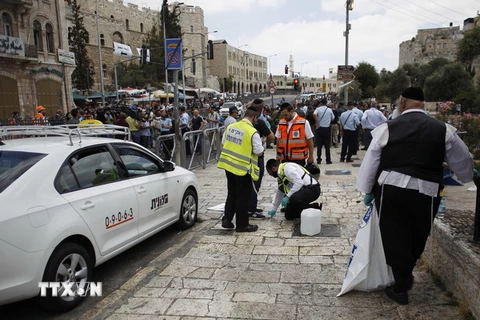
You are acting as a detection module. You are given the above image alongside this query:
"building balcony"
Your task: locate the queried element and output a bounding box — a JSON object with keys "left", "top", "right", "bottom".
{"left": 0, "top": 35, "right": 38, "bottom": 61}
{"left": 25, "top": 44, "right": 38, "bottom": 58}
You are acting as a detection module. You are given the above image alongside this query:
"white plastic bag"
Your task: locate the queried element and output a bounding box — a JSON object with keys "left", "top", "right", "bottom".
{"left": 337, "top": 204, "right": 394, "bottom": 296}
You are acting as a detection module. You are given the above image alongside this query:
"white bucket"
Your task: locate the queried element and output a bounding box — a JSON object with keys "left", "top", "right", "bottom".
{"left": 300, "top": 208, "right": 322, "bottom": 236}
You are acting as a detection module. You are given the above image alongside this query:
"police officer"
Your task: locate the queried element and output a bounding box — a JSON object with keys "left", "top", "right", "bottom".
{"left": 339, "top": 101, "right": 360, "bottom": 163}
{"left": 265, "top": 159, "right": 321, "bottom": 220}
{"left": 218, "top": 107, "right": 264, "bottom": 232}
{"left": 275, "top": 103, "right": 315, "bottom": 166}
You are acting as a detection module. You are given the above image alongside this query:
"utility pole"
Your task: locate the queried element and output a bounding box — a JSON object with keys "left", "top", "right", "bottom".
{"left": 344, "top": 0, "right": 354, "bottom": 105}
{"left": 95, "top": 0, "right": 106, "bottom": 107}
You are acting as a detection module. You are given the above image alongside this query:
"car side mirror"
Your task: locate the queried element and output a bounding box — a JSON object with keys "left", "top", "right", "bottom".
{"left": 163, "top": 160, "right": 175, "bottom": 172}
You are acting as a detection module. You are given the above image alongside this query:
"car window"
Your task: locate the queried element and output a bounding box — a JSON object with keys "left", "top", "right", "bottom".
{"left": 0, "top": 151, "right": 47, "bottom": 193}
{"left": 112, "top": 144, "right": 162, "bottom": 177}
{"left": 67, "top": 146, "right": 121, "bottom": 189}
{"left": 54, "top": 163, "right": 80, "bottom": 194}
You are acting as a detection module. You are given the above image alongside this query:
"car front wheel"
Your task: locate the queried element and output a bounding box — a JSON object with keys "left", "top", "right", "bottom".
{"left": 177, "top": 189, "right": 197, "bottom": 229}
{"left": 37, "top": 242, "right": 93, "bottom": 312}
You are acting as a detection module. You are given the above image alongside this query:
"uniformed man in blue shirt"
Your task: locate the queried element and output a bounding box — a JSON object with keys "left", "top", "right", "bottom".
{"left": 338, "top": 101, "right": 359, "bottom": 162}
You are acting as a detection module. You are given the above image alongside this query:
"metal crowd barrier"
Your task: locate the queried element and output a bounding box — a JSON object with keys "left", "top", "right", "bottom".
{"left": 181, "top": 130, "right": 206, "bottom": 170}
{"left": 204, "top": 127, "right": 223, "bottom": 164}
{"left": 155, "top": 133, "right": 176, "bottom": 162}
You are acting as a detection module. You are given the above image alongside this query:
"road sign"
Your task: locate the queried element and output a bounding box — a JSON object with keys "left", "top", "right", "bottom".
{"left": 337, "top": 65, "right": 356, "bottom": 81}
{"left": 268, "top": 79, "right": 276, "bottom": 88}
{"left": 113, "top": 42, "right": 133, "bottom": 57}
{"left": 269, "top": 87, "right": 276, "bottom": 95}
{"left": 165, "top": 38, "right": 183, "bottom": 70}
{"left": 57, "top": 49, "right": 75, "bottom": 65}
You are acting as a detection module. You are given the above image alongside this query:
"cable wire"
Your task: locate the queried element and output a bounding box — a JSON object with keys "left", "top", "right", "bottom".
{"left": 372, "top": 0, "right": 444, "bottom": 26}
{"left": 428, "top": 0, "right": 470, "bottom": 18}
{"left": 403, "top": 0, "right": 453, "bottom": 21}
{"left": 384, "top": 0, "right": 445, "bottom": 25}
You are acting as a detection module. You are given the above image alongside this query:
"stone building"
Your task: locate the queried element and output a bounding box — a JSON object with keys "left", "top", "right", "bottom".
{"left": 399, "top": 24, "right": 464, "bottom": 67}
{"left": 208, "top": 40, "right": 268, "bottom": 94}
{"left": 67, "top": 0, "right": 158, "bottom": 91}
{"left": 0, "top": 0, "right": 72, "bottom": 118}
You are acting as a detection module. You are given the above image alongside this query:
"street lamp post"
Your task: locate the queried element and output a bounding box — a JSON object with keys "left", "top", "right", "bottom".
{"left": 301, "top": 62, "right": 308, "bottom": 92}
{"left": 268, "top": 53, "right": 277, "bottom": 79}
{"left": 344, "top": 0, "right": 354, "bottom": 104}
{"left": 163, "top": 2, "right": 184, "bottom": 94}
{"left": 95, "top": 0, "right": 105, "bottom": 107}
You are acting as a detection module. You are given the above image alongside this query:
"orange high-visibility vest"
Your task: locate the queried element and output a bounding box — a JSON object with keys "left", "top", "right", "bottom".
{"left": 276, "top": 115, "right": 309, "bottom": 161}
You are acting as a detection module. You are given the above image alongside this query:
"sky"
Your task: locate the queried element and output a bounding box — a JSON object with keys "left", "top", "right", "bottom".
{"left": 126, "top": 0, "right": 479, "bottom": 78}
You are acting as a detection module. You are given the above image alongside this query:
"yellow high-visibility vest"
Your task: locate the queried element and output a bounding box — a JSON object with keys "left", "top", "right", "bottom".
{"left": 278, "top": 162, "right": 313, "bottom": 194}
{"left": 218, "top": 119, "right": 260, "bottom": 181}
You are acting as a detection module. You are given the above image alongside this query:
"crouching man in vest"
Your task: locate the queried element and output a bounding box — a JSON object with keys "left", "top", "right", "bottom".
{"left": 265, "top": 159, "right": 321, "bottom": 220}
{"left": 218, "top": 107, "right": 264, "bottom": 232}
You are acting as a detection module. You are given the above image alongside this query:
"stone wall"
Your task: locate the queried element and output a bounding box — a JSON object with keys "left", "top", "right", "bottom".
{"left": 399, "top": 26, "right": 463, "bottom": 67}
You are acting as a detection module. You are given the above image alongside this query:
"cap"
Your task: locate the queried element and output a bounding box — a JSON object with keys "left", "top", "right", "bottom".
{"left": 401, "top": 87, "right": 425, "bottom": 101}
{"left": 229, "top": 106, "right": 238, "bottom": 114}
{"left": 36, "top": 105, "right": 45, "bottom": 112}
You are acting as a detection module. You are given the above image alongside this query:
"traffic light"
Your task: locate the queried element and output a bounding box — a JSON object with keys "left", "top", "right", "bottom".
{"left": 285, "top": 65, "right": 289, "bottom": 75}
{"left": 293, "top": 78, "right": 299, "bottom": 91}
{"left": 207, "top": 40, "right": 214, "bottom": 60}
{"left": 191, "top": 58, "right": 196, "bottom": 75}
{"left": 140, "top": 45, "right": 147, "bottom": 64}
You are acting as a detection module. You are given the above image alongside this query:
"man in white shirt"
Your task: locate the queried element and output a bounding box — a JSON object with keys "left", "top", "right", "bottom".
{"left": 223, "top": 106, "right": 238, "bottom": 128}
{"left": 357, "top": 87, "right": 473, "bottom": 306}
{"left": 265, "top": 159, "right": 320, "bottom": 220}
{"left": 313, "top": 98, "right": 335, "bottom": 164}
{"left": 352, "top": 102, "right": 364, "bottom": 154}
{"left": 361, "top": 101, "right": 387, "bottom": 150}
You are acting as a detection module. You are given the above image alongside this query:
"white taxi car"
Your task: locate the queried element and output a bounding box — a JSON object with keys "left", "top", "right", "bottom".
{"left": 0, "top": 125, "right": 198, "bottom": 311}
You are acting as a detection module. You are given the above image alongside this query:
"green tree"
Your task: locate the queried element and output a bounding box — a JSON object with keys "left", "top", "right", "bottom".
{"left": 416, "top": 58, "right": 450, "bottom": 88}
{"left": 339, "top": 80, "right": 362, "bottom": 102}
{"left": 68, "top": 0, "right": 94, "bottom": 91}
{"left": 353, "top": 62, "right": 379, "bottom": 99}
{"left": 458, "top": 26, "right": 480, "bottom": 72}
{"left": 424, "top": 63, "right": 474, "bottom": 101}
{"left": 376, "top": 68, "right": 410, "bottom": 103}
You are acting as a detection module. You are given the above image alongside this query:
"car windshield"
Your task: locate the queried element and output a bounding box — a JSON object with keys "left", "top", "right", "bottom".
{"left": 0, "top": 151, "right": 47, "bottom": 193}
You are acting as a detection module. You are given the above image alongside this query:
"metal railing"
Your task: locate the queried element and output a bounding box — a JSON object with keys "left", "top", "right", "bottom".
{"left": 155, "top": 133, "right": 176, "bottom": 162}
{"left": 204, "top": 127, "right": 222, "bottom": 164}
{"left": 181, "top": 129, "right": 206, "bottom": 170}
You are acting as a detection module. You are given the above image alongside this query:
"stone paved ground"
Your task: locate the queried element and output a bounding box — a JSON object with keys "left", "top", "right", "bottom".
{"left": 99, "top": 148, "right": 463, "bottom": 320}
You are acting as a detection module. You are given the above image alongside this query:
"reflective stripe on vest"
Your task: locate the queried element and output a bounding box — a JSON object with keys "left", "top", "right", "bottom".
{"left": 218, "top": 120, "right": 260, "bottom": 181}
{"left": 277, "top": 117, "right": 309, "bottom": 161}
{"left": 278, "top": 163, "right": 313, "bottom": 194}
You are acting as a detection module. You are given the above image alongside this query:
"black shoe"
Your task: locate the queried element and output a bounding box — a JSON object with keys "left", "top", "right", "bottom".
{"left": 326, "top": 161, "right": 332, "bottom": 164}
{"left": 248, "top": 212, "right": 266, "bottom": 219}
{"left": 255, "top": 208, "right": 263, "bottom": 213}
{"left": 340, "top": 159, "right": 345, "bottom": 162}
{"left": 385, "top": 286, "right": 408, "bottom": 305}
{"left": 235, "top": 224, "right": 258, "bottom": 232}
{"left": 221, "top": 219, "right": 234, "bottom": 229}
{"left": 280, "top": 208, "right": 286, "bottom": 212}
{"left": 316, "top": 160, "right": 322, "bottom": 165}
{"left": 346, "top": 159, "right": 354, "bottom": 163}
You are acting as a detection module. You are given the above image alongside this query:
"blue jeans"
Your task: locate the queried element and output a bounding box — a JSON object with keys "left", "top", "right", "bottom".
{"left": 248, "top": 156, "right": 265, "bottom": 212}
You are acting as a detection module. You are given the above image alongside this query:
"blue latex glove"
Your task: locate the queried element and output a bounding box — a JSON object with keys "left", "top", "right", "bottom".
{"left": 267, "top": 210, "right": 276, "bottom": 217}
{"left": 281, "top": 196, "right": 290, "bottom": 208}
{"left": 474, "top": 169, "right": 479, "bottom": 176}
{"left": 363, "top": 194, "right": 374, "bottom": 206}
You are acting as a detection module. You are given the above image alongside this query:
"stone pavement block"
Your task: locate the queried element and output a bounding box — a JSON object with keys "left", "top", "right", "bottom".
{"left": 213, "top": 291, "right": 235, "bottom": 301}
{"left": 299, "top": 246, "right": 350, "bottom": 256}
{"left": 145, "top": 276, "right": 173, "bottom": 288}
{"left": 211, "top": 268, "right": 242, "bottom": 281}
{"left": 197, "top": 235, "right": 236, "bottom": 244}
{"left": 299, "top": 255, "right": 335, "bottom": 264}
{"left": 331, "top": 290, "right": 383, "bottom": 308}
{"left": 186, "top": 289, "right": 215, "bottom": 299}
{"left": 396, "top": 305, "right": 460, "bottom": 320}
{"left": 160, "top": 264, "right": 198, "bottom": 277}
{"left": 106, "top": 315, "right": 180, "bottom": 320}
{"left": 115, "top": 297, "right": 174, "bottom": 315}
{"left": 303, "top": 305, "right": 402, "bottom": 319}
{"left": 186, "top": 267, "right": 216, "bottom": 279}
{"left": 207, "top": 301, "right": 297, "bottom": 319}
{"left": 252, "top": 245, "right": 298, "bottom": 255}
{"left": 284, "top": 238, "right": 350, "bottom": 247}
{"left": 262, "top": 237, "right": 285, "bottom": 246}
{"left": 189, "top": 243, "right": 254, "bottom": 255}
{"left": 225, "top": 282, "right": 312, "bottom": 295}
{"left": 249, "top": 262, "right": 304, "bottom": 272}
{"left": 266, "top": 255, "right": 300, "bottom": 264}
{"left": 165, "top": 299, "right": 210, "bottom": 317}
{"left": 182, "top": 278, "right": 228, "bottom": 290}
{"left": 237, "top": 270, "right": 282, "bottom": 283}
{"left": 133, "top": 287, "right": 167, "bottom": 298}
{"left": 232, "top": 292, "right": 276, "bottom": 304}
{"left": 276, "top": 293, "right": 331, "bottom": 306}
{"left": 161, "top": 288, "right": 190, "bottom": 298}
{"left": 235, "top": 235, "right": 264, "bottom": 246}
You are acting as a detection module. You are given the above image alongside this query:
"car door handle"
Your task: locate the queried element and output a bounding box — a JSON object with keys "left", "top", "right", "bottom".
{"left": 138, "top": 187, "right": 147, "bottom": 194}
{"left": 81, "top": 202, "right": 95, "bottom": 210}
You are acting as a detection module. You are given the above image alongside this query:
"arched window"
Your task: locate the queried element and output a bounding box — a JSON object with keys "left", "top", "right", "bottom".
{"left": 102, "top": 64, "right": 107, "bottom": 77}
{"left": 113, "top": 31, "right": 123, "bottom": 44}
{"left": 33, "top": 20, "right": 43, "bottom": 52}
{"left": 140, "top": 23, "right": 143, "bottom": 33}
{"left": 45, "top": 23, "right": 54, "bottom": 53}
{"left": 2, "top": 13, "right": 12, "bottom": 36}
{"left": 125, "top": 19, "right": 129, "bottom": 30}
{"left": 100, "top": 34, "right": 105, "bottom": 46}
{"left": 190, "top": 25, "right": 193, "bottom": 32}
